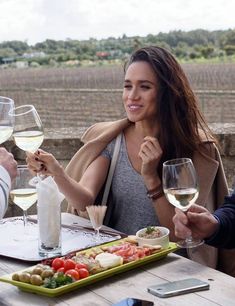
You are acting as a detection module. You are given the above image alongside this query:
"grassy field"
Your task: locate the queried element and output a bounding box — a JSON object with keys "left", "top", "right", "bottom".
{"left": 0, "top": 63, "right": 234, "bottom": 128}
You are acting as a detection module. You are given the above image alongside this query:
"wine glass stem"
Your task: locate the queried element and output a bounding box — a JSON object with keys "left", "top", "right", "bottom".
{"left": 95, "top": 228, "right": 99, "bottom": 237}
{"left": 94, "top": 228, "right": 101, "bottom": 242}
{"left": 37, "top": 173, "right": 47, "bottom": 181}
{"left": 185, "top": 236, "right": 193, "bottom": 243}
{"left": 23, "top": 210, "right": 28, "bottom": 228}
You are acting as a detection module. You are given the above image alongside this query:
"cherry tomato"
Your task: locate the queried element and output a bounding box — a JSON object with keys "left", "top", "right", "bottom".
{"left": 75, "top": 263, "right": 88, "bottom": 270}
{"left": 64, "top": 259, "right": 76, "bottom": 272}
{"left": 65, "top": 269, "right": 80, "bottom": 280}
{"left": 51, "top": 257, "right": 65, "bottom": 271}
{"left": 57, "top": 267, "right": 65, "bottom": 273}
{"left": 78, "top": 268, "right": 89, "bottom": 279}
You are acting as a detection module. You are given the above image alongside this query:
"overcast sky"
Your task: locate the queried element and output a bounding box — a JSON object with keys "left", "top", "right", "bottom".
{"left": 0, "top": 0, "right": 234, "bottom": 45}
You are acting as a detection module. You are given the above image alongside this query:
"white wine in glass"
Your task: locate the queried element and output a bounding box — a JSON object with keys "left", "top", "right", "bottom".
{"left": 165, "top": 187, "right": 199, "bottom": 212}
{"left": 0, "top": 96, "right": 14, "bottom": 144}
{"left": 10, "top": 165, "right": 37, "bottom": 240}
{"left": 10, "top": 188, "right": 37, "bottom": 212}
{"left": 11, "top": 105, "right": 44, "bottom": 153}
{"left": 13, "top": 130, "right": 44, "bottom": 153}
{"left": 10, "top": 105, "right": 44, "bottom": 185}
{"left": 162, "top": 158, "right": 203, "bottom": 248}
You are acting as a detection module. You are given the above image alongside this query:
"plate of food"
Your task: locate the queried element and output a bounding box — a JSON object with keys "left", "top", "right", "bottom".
{"left": 0, "top": 236, "right": 178, "bottom": 297}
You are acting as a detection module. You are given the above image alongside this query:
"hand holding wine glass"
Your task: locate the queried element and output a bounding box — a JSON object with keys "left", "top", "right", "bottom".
{"left": 0, "top": 96, "right": 14, "bottom": 144}
{"left": 162, "top": 158, "right": 204, "bottom": 248}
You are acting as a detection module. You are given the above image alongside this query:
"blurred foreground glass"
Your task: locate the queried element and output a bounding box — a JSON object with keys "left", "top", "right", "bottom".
{"left": 86, "top": 205, "right": 107, "bottom": 243}
{"left": 37, "top": 200, "right": 62, "bottom": 257}
{"left": 10, "top": 165, "right": 37, "bottom": 241}
{"left": 37, "top": 176, "right": 63, "bottom": 258}
{"left": 162, "top": 158, "right": 204, "bottom": 248}
{"left": 0, "top": 96, "right": 14, "bottom": 144}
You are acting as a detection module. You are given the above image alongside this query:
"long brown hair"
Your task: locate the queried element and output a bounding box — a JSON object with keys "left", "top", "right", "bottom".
{"left": 124, "top": 46, "right": 216, "bottom": 166}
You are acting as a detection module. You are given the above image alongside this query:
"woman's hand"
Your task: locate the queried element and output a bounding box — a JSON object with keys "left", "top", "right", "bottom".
{"left": 26, "top": 149, "right": 64, "bottom": 177}
{"left": 138, "top": 136, "right": 162, "bottom": 187}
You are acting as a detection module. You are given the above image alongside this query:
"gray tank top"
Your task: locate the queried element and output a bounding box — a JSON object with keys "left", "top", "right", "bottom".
{"left": 101, "top": 133, "right": 159, "bottom": 235}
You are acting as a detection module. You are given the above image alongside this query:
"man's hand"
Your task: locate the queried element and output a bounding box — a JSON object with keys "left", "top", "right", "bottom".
{"left": 0, "top": 147, "right": 17, "bottom": 181}
{"left": 173, "top": 204, "right": 219, "bottom": 240}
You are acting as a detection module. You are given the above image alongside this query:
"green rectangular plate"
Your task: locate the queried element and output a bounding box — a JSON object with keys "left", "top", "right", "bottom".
{"left": 0, "top": 240, "right": 178, "bottom": 297}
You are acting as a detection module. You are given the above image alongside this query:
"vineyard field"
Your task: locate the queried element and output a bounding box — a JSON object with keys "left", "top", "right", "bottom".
{"left": 0, "top": 63, "right": 234, "bottom": 129}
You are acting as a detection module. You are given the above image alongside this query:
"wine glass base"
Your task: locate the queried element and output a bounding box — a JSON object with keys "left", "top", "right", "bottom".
{"left": 177, "top": 239, "right": 204, "bottom": 248}
{"left": 9, "top": 219, "right": 38, "bottom": 241}
{"left": 29, "top": 174, "right": 46, "bottom": 186}
{"left": 13, "top": 234, "right": 37, "bottom": 242}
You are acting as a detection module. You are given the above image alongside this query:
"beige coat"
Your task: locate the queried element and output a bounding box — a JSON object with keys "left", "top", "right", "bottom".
{"left": 66, "top": 118, "right": 235, "bottom": 276}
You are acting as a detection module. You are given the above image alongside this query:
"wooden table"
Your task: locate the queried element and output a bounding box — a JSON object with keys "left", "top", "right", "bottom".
{"left": 0, "top": 213, "right": 235, "bottom": 306}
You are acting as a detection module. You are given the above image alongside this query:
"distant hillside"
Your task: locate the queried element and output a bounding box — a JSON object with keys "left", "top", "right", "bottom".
{"left": 0, "top": 29, "right": 235, "bottom": 67}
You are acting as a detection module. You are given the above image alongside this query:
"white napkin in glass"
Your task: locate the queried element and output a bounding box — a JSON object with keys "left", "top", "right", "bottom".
{"left": 36, "top": 176, "right": 65, "bottom": 248}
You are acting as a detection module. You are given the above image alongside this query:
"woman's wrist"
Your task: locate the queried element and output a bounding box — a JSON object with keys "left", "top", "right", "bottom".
{"left": 146, "top": 184, "right": 164, "bottom": 200}
{"left": 52, "top": 165, "right": 66, "bottom": 180}
{"left": 143, "top": 174, "right": 161, "bottom": 190}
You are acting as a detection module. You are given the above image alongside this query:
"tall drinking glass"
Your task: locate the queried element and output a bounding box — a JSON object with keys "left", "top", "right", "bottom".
{"left": 0, "top": 96, "right": 14, "bottom": 144}
{"left": 162, "top": 158, "right": 204, "bottom": 248}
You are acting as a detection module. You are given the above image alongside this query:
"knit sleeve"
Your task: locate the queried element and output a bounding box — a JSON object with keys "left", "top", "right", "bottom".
{"left": 205, "top": 202, "right": 235, "bottom": 249}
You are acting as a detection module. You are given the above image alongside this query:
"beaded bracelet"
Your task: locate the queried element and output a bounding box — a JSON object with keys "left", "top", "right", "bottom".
{"left": 146, "top": 184, "right": 164, "bottom": 200}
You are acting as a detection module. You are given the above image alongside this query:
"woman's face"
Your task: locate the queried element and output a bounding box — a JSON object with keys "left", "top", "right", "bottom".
{"left": 123, "top": 61, "right": 158, "bottom": 123}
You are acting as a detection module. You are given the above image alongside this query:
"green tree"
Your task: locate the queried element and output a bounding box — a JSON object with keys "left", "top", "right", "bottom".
{"left": 200, "top": 45, "right": 214, "bottom": 58}
{"left": 0, "top": 41, "right": 28, "bottom": 54}
{"left": 224, "top": 45, "right": 235, "bottom": 56}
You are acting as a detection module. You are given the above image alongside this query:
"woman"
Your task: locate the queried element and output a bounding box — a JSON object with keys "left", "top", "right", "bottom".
{"left": 27, "top": 46, "right": 234, "bottom": 275}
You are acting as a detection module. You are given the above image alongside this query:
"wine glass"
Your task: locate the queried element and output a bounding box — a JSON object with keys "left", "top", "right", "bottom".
{"left": 10, "top": 165, "right": 38, "bottom": 240}
{"left": 10, "top": 105, "right": 44, "bottom": 153}
{"left": 0, "top": 96, "right": 14, "bottom": 144}
{"left": 10, "top": 104, "right": 44, "bottom": 184}
{"left": 86, "top": 205, "right": 107, "bottom": 244}
{"left": 162, "top": 158, "right": 204, "bottom": 248}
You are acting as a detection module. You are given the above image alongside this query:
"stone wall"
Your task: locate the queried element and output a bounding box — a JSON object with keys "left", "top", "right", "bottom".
{"left": 4, "top": 123, "right": 235, "bottom": 217}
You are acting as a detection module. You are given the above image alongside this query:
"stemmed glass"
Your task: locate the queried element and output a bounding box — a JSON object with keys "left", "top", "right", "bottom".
{"left": 10, "top": 165, "right": 38, "bottom": 240}
{"left": 10, "top": 105, "right": 44, "bottom": 184}
{"left": 10, "top": 105, "right": 44, "bottom": 153}
{"left": 0, "top": 96, "right": 14, "bottom": 144}
{"left": 162, "top": 158, "right": 204, "bottom": 248}
{"left": 86, "top": 205, "right": 107, "bottom": 244}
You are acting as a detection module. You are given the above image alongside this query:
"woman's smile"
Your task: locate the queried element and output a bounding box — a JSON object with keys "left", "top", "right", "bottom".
{"left": 123, "top": 61, "right": 158, "bottom": 122}
{"left": 127, "top": 104, "right": 143, "bottom": 111}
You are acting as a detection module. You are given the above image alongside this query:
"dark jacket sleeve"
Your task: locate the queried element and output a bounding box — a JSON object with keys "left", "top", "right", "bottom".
{"left": 205, "top": 192, "right": 235, "bottom": 249}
